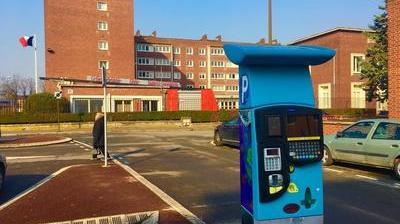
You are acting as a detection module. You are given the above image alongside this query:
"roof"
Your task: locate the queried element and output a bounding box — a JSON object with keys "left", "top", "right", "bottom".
{"left": 223, "top": 44, "right": 335, "bottom": 66}
{"left": 288, "top": 27, "right": 374, "bottom": 45}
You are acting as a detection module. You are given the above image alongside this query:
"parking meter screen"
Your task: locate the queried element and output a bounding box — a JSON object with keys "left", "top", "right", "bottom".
{"left": 287, "top": 115, "right": 320, "bottom": 137}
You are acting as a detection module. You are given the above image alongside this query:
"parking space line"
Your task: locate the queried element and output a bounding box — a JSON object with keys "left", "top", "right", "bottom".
{"left": 323, "top": 168, "right": 344, "bottom": 173}
{"left": 355, "top": 174, "right": 378, "bottom": 181}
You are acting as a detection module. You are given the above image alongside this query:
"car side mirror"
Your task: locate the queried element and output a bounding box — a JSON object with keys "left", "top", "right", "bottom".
{"left": 336, "top": 131, "right": 344, "bottom": 138}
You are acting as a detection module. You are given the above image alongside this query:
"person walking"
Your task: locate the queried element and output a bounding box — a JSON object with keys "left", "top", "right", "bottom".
{"left": 92, "top": 113, "right": 109, "bottom": 159}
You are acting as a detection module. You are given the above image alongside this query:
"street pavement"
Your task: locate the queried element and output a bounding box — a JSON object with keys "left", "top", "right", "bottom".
{"left": 1, "top": 127, "right": 399, "bottom": 224}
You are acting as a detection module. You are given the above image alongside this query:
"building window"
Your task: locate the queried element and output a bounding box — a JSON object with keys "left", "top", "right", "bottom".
{"left": 186, "top": 73, "right": 194, "bottom": 79}
{"left": 227, "top": 73, "right": 238, "bottom": 80}
{"left": 212, "top": 85, "right": 225, "bottom": 91}
{"left": 174, "top": 60, "right": 181, "bottom": 67}
{"left": 200, "top": 61, "right": 206, "bottom": 67}
{"left": 351, "top": 82, "right": 366, "bottom": 108}
{"left": 186, "top": 60, "right": 194, "bottom": 67}
{"left": 186, "top": 85, "right": 194, "bottom": 89}
{"left": 142, "top": 100, "right": 158, "bottom": 112}
{"left": 211, "top": 73, "right": 225, "bottom": 79}
{"left": 73, "top": 98, "right": 103, "bottom": 113}
{"left": 137, "top": 44, "right": 154, "bottom": 52}
{"left": 154, "top": 45, "right": 171, "bottom": 53}
{"left": 218, "top": 99, "right": 238, "bottom": 110}
{"left": 186, "top": 47, "right": 193, "bottom": 55}
{"left": 226, "top": 61, "right": 238, "bottom": 68}
{"left": 98, "top": 60, "right": 109, "bottom": 69}
{"left": 97, "top": 1, "right": 108, "bottom": 11}
{"left": 173, "top": 47, "right": 181, "bottom": 54}
{"left": 351, "top": 53, "right": 365, "bottom": 74}
{"left": 318, "top": 83, "right": 331, "bottom": 109}
{"left": 226, "top": 85, "right": 239, "bottom": 92}
{"left": 174, "top": 72, "right": 181, "bottom": 79}
{"left": 97, "top": 21, "right": 108, "bottom": 31}
{"left": 211, "top": 61, "right": 225, "bottom": 67}
{"left": 155, "top": 72, "right": 171, "bottom": 79}
{"left": 199, "top": 85, "right": 207, "bottom": 89}
{"left": 98, "top": 40, "right": 108, "bottom": 51}
{"left": 155, "top": 58, "right": 171, "bottom": 66}
{"left": 137, "top": 57, "right": 154, "bottom": 65}
{"left": 199, "top": 48, "right": 206, "bottom": 55}
{"left": 199, "top": 73, "right": 206, "bottom": 79}
{"left": 137, "top": 71, "right": 154, "bottom": 79}
{"left": 115, "top": 100, "right": 132, "bottom": 112}
{"left": 211, "top": 47, "right": 224, "bottom": 55}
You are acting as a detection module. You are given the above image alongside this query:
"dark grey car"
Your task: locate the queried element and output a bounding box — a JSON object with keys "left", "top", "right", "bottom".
{"left": 214, "top": 118, "right": 240, "bottom": 147}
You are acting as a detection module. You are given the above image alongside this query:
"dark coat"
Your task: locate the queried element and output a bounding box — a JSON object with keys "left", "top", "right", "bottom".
{"left": 92, "top": 117, "right": 105, "bottom": 150}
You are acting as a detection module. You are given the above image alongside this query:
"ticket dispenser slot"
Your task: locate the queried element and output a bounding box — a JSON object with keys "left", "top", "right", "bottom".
{"left": 255, "top": 106, "right": 324, "bottom": 203}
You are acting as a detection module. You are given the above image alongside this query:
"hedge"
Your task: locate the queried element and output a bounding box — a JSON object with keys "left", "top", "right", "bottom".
{"left": 322, "top": 109, "right": 377, "bottom": 117}
{"left": 0, "top": 110, "right": 239, "bottom": 124}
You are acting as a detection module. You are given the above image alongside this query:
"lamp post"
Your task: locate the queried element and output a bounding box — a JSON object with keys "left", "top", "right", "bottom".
{"left": 268, "top": 0, "right": 273, "bottom": 45}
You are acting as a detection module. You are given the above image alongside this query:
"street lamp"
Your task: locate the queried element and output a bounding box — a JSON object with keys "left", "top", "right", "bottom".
{"left": 268, "top": 0, "right": 273, "bottom": 45}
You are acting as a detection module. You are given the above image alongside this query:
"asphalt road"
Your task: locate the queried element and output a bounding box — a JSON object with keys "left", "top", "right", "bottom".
{"left": 1, "top": 128, "right": 399, "bottom": 224}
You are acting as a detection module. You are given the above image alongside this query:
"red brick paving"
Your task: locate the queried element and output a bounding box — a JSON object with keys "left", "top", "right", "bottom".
{"left": 0, "top": 135, "right": 65, "bottom": 145}
{"left": 0, "top": 164, "right": 191, "bottom": 224}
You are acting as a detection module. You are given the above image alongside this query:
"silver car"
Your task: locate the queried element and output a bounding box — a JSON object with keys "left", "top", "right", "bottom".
{"left": 323, "top": 119, "right": 400, "bottom": 179}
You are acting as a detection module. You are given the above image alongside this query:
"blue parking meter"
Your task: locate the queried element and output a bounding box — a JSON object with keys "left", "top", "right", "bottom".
{"left": 224, "top": 44, "right": 335, "bottom": 224}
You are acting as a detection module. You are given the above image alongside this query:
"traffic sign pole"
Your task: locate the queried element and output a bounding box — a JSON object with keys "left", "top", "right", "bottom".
{"left": 102, "top": 67, "right": 108, "bottom": 167}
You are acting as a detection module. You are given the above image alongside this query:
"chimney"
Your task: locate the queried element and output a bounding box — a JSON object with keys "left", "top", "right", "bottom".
{"left": 257, "top": 38, "right": 266, "bottom": 45}
{"left": 201, "top": 34, "right": 208, "bottom": 41}
{"left": 151, "top": 31, "right": 157, "bottom": 37}
{"left": 216, "top": 35, "right": 222, "bottom": 41}
{"left": 135, "top": 30, "right": 142, "bottom": 36}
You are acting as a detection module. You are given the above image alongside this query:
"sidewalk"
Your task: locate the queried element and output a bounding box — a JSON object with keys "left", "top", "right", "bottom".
{"left": 0, "top": 164, "right": 194, "bottom": 224}
{"left": 0, "top": 134, "right": 71, "bottom": 148}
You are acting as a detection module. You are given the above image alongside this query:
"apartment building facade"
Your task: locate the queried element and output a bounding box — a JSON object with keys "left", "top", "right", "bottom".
{"left": 44, "top": 0, "right": 173, "bottom": 113}
{"left": 290, "top": 28, "right": 380, "bottom": 110}
{"left": 388, "top": 0, "right": 400, "bottom": 118}
{"left": 135, "top": 33, "right": 240, "bottom": 110}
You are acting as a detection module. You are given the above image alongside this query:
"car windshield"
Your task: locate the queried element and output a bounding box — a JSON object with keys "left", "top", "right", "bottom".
{"left": 342, "top": 122, "right": 375, "bottom": 138}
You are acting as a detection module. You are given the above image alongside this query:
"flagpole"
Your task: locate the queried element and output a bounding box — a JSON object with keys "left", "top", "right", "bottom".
{"left": 34, "top": 34, "right": 38, "bottom": 93}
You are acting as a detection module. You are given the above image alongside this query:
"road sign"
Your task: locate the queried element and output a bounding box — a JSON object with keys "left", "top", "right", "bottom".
{"left": 54, "top": 91, "right": 62, "bottom": 99}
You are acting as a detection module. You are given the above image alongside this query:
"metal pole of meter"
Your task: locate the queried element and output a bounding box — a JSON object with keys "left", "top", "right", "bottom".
{"left": 102, "top": 66, "right": 108, "bottom": 167}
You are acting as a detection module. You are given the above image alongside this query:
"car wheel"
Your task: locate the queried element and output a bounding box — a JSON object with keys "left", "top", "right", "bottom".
{"left": 214, "top": 131, "right": 223, "bottom": 146}
{"left": 394, "top": 158, "right": 400, "bottom": 180}
{"left": 322, "top": 146, "right": 333, "bottom": 166}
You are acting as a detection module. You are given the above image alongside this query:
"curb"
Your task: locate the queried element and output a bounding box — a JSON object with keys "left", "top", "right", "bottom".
{"left": 0, "top": 137, "right": 72, "bottom": 149}
{"left": 0, "top": 165, "right": 80, "bottom": 211}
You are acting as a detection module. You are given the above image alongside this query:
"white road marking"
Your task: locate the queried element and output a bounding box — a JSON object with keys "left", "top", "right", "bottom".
{"left": 323, "top": 168, "right": 344, "bottom": 173}
{"left": 355, "top": 175, "right": 378, "bottom": 181}
{"left": 7, "top": 156, "right": 55, "bottom": 160}
{"left": 0, "top": 165, "right": 80, "bottom": 211}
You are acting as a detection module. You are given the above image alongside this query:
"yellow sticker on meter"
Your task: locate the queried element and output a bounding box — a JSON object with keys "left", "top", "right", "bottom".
{"left": 288, "top": 183, "right": 299, "bottom": 193}
{"left": 269, "top": 186, "right": 283, "bottom": 194}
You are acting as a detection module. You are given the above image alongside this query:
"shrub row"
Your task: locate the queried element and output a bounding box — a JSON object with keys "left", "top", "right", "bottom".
{"left": 322, "top": 109, "right": 377, "bottom": 117}
{"left": 0, "top": 110, "right": 239, "bottom": 124}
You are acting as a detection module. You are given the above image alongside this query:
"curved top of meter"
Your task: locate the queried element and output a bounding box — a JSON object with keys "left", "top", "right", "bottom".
{"left": 223, "top": 44, "right": 336, "bottom": 66}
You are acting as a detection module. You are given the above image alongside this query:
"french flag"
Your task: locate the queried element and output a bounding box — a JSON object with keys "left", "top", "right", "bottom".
{"left": 19, "top": 36, "right": 34, "bottom": 47}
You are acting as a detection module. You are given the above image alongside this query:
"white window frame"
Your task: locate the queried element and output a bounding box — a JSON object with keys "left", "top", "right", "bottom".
{"left": 186, "top": 85, "right": 194, "bottom": 89}
{"left": 199, "top": 73, "right": 206, "bottom": 79}
{"left": 211, "top": 61, "right": 225, "bottom": 68}
{"left": 351, "top": 82, "right": 366, "bottom": 108}
{"left": 199, "top": 85, "right": 207, "bottom": 89}
{"left": 186, "top": 60, "right": 194, "bottom": 67}
{"left": 155, "top": 58, "right": 171, "bottom": 66}
{"left": 211, "top": 47, "right": 225, "bottom": 55}
{"left": 155, "top": 72, "right": 172, "bottom": 79}
{"left": 174, "top": 60, "right": 181, "bottom": 67}
{"left": 227, "top": 73, "right": 239, "bottom": 80}
{"left": 97, "top": 21, "right": 108, "bottom": 31}
{"left": 137, "top": 57, "right": 154, "bottom": 65}
{"left": 137, "top": 44, "right": 154, "bottom": 52}
{"left": 226, "top": 85, "right": 239, "bottom": 92}
{"left": 211, "top": 73, "right": 225, "bottom": 80}
{"left": 97, "top": 1, "right": 108, "bottom": 11}
{"left": 186, "top": 73, "right": 194, "bottom": 80}
{"left": 199, "top": 48, "right": 206, "bottom": 55}
{"left": 98, "top": 60, "right": 109, "bottom": 69}
{"left": 186, "top": 47, "right": 193, "bottom": 55}
{"left": 200, "top": 61, "right": 206, "bottom": 67}
{"left": 173, "top": 47, "right": 181, "bottom": 54}
{"left": 212, "top": 85, "right": 225, "bottom": 91}
{"left": 137, "top": 71, "right": 155, "bottom": 79}
{"left": 174, "top": 72, "right": 181, "bottom": 80}
{"left": 154, "top": 45, "right": 171, "bottom": 53}
{"left": 318, "top": 83, "right": 331, "bottom": 109}
{"left": 98, "top": 40, "right": 108, "bottom": 51}
{"left": 351, "top": 53, "right": 365, "bottom": 75}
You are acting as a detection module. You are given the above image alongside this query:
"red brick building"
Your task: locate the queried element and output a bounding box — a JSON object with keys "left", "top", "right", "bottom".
{"left": 135, "top": 33, "right": 239, "bottom": 110}
{"left": 290, "top": 28, "right": 380, "bottom": 110}
{"left": 388, "top": 0, "right": 400, "bottom": 118}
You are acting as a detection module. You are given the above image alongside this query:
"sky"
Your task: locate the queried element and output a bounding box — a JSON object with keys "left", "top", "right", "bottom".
{"left": 0, "top": 0, "right": 384, "bottom": 80}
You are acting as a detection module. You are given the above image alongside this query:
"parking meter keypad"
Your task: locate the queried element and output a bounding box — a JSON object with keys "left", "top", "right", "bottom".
{"left": 289, "top": 141, "right": 321, "bottom": 161}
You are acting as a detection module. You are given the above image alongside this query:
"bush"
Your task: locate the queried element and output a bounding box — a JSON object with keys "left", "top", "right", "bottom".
{"left": 26, "top": 93, "right": 69, "bottom": 113}
{"left": 0, "top": 110, "right": 239, "bottom": 124}
{"left": 322, "top": 109, "right": 376, "bottom": 117}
